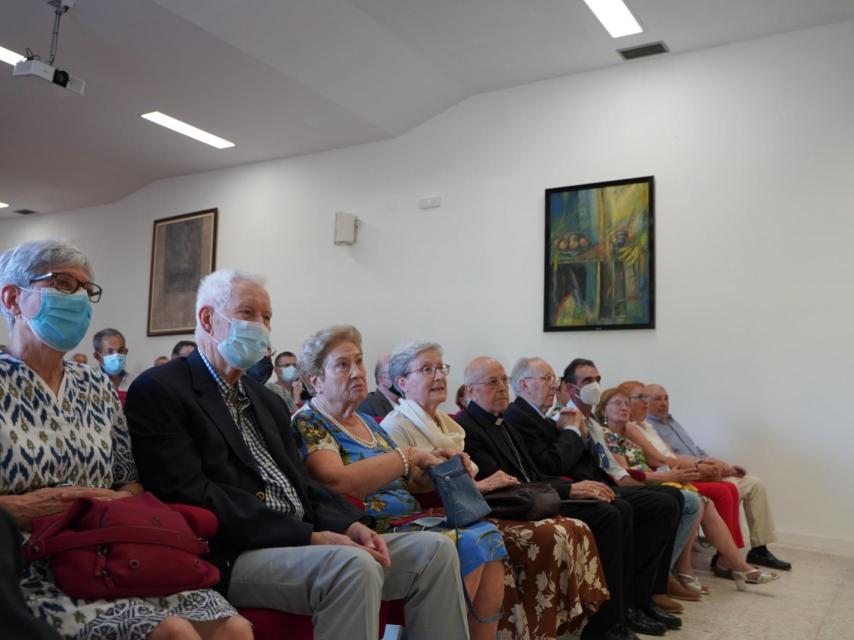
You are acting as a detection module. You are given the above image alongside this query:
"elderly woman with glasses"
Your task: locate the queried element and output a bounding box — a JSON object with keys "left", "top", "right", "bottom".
{"left": 292, "top": 326, "right": 507, "bottom": 640}
{"left": 0, "top": 241, "right": 250, "bottom": 640}
{"left": 596, "top": 387, "right": 778, "bottom": 593}
{"left": 381, "top": 342, "right": 610, "bottom": 640}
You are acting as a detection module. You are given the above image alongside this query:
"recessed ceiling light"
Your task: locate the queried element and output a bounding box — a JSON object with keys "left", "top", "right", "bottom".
{"left": 0, "top": 201, "right": 9, "bottom": 208}
{"left": 583, "top": 0, "right": 643, "bottom": 38}
{"left": 141, "top": 111, "right": 235, "bottom": 149}
{"left": 0, "top": 45, "right": 25, "bottom": 66}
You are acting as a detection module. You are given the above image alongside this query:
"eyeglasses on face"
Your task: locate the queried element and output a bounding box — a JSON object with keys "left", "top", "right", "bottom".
{"left": 607, "top": 399, "right": 630, "bottom": 408}
{"left": 29, "top": 272, "right": 102, "bottom": 303}
{"left": 405, "top": 363, "right": 451, "bottom": 378}
{"left": 629, "top": 394, "right": 646, "bottom": 401}
{"left": 472, "top": 376, "right": 510, "bottom": 389}
{"left": 524, "top": 375, "right": 556, "bottom": 384}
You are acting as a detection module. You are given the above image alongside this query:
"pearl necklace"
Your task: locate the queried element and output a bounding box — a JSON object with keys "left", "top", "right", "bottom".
{"left": 312, "top": 399, "right": 377, "bottom": 448}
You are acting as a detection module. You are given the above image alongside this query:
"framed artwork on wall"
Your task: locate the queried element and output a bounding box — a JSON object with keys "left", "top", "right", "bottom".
{"left": 544, "top": 176, "right": 654, "bottom": 331}
{"left": 147, "top": 208, "right": 218, "bottom": 336}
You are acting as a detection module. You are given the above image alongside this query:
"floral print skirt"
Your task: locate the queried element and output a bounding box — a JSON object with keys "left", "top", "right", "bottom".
{"left": 492, "top": 516, "right": 609, "bottom": 640}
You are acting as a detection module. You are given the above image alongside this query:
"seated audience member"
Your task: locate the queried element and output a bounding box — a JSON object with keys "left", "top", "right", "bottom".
{"left": 266, "top": 349, "right": 302, "bottom": 414}
{"left": 381, "top": 341, "right": 609, "bottom": 639}
{"left": 292, "top": 326, "right": 505, "bottom": 640}
{"left": 454, "top": 383, "right": 469, "bottom": 413}
{"left": 459, "top": 356, "right": 682, "bottom": 640}
{"left": 0, "top": 240, "right": 249, "bottom": 640}
{"left": 356, "top": 354, "right": 399, "bottom": 418}
{"left": 171, "top": 339, "right": 197, "bottom": 359}
{"left": 644, "top": 383, "right": 791, "bottom": 572}
{"left": 70, "top": 352, "right": 88, "bottom": 365}
{"left": 153, "top": 355, "right": 169, "bottom": 366}
{"left": 125, "top": 272, "right": 468, "bottom": 640}
{"left": 618, "top": 381, "right": 747, "bottom": 584}
{"left": 598, "top": 388, "right": 778, "bottom": 592}
{"left": 93, "top": 327, "right": 133, "bottom": 404}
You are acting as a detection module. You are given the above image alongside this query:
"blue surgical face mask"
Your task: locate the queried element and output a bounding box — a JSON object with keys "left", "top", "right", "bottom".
{"left": 279, "top": 365, "right": 298, "bottom": 383}
{"left": 20, "top": 288, "right": 92, "bottom": 353}
{"left": 211, "top": 310, "right": 270, "bottom": 370}
{"left": 102, "top": 353, "right": 126, "bottom": 376}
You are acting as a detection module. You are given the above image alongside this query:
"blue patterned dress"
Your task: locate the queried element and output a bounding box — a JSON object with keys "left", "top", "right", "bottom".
{"left": 293, "top": 403, "right": 507, "bottom": 576}
{"left": 0, "top": 354, "right": 237, "bottom": 639}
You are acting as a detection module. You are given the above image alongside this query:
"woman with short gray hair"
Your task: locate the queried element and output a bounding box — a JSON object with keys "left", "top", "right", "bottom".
{"left": 382, "top": 340, "right": 610, "bottom": 640}
{"left": 0, "top": 240, "right": 250, "bottom": 640}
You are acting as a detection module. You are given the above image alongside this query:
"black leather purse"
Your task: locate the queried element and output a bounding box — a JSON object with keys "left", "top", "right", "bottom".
{"left": 427, "top": 455, "right": 490, "bottom": 527}
{"left": 484, "top": 482, "right": 561, "bottom": 521}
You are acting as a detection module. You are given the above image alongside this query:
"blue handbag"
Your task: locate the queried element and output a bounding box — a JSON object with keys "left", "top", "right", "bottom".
{"left": 427, "top": 454, "right": 490, "bottom": 527}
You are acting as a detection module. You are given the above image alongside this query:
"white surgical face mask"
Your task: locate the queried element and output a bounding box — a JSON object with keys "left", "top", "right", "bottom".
{"left": 578, "top": 381, "right": 602, "bottom": 407}
{"left": 280, "top": 365, "right": 298, "bottom": 382}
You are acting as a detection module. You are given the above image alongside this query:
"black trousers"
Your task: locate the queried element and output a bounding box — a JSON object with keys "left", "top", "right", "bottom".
{"left": 0, "top": 508, "right": 61, "bottom": 640}
{"left": 561, "top": 485, "right": 682, "bottom": 634}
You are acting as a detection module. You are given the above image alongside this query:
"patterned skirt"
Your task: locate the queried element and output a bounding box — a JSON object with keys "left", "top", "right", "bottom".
{"left": 492, "top": 516, "right": 609, "bottom": 640}
{"left": 22, "top": 560, "right": 237, "bottom": 640}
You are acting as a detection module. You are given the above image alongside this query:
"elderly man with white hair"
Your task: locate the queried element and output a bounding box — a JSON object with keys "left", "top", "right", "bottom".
{"left": 125, "top": 269, "right": 469, "bottom": 640}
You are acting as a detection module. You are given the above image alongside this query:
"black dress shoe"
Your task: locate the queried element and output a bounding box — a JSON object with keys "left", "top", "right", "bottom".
{"left": 645, "top": 603, "right": 682, "bottom": 630}
{"left": 746, "top": 546, "right": 792, "bottom": 571}
{"left": 626, "top": 608, "right": 667, "bottom": 636}
{"left": 581, "top": 624, "right": 641, "bottom": 640}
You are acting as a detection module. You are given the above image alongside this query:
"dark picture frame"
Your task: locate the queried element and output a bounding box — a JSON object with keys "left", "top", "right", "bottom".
{"left": 147, "top": 208, "right": 218, "bottom": 336}
{"left": 544, "top": 177, "right": 654, "bottom": 331}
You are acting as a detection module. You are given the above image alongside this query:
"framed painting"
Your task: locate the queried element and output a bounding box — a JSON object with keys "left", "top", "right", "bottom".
{"left": 544, "top": 176, "right": 654, "bottom": 331}
{"left": 147, "top": 208, "right": 218, "bottom": 336}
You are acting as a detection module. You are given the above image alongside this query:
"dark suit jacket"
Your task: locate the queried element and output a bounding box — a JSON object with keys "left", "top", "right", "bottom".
{"left": 504, "top": 397, "right": 614, "bottom": 486}
{"left": 455, "top": 401, "right": 571, "bottom": 499}
{"left": 125, "top": 350, "right": 368, "bottom": 591}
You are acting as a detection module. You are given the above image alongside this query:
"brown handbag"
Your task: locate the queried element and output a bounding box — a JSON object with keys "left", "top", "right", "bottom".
{"left": 483, "top": 482, "right": 561, "bottom": 520}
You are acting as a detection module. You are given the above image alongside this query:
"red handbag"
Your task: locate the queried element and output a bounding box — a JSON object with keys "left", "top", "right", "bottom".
{"left": 26, "top": 492, "right": 220, "bottom": 598}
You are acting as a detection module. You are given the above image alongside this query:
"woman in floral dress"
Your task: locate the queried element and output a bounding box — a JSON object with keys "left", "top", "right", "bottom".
{"left": 0, "top": 240, "right": 250, "bottom": 640}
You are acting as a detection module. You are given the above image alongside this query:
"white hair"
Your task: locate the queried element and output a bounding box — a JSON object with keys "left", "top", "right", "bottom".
{"left": 0, "top": 240, "right": 92, "bottom": 332}
{"left": 389, "top": 341, "right": 443, "bottom": 391}
{"left": 194, "top": 269, "right": 266, "bottom": 339}
{"left": 510, "top": 357, "right": 546, "bottom": 394}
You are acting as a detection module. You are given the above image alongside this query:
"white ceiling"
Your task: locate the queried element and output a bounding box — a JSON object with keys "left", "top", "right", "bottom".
{"left": 2, "top": 0, "right": 853, "bottom": 217}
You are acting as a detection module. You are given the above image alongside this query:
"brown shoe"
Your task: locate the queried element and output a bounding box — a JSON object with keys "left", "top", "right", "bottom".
{"left": 667, "top": 574, "right": 702, "bottom": 601}
{"left": 651, "top": 593, "right": 684, "bottom": 613}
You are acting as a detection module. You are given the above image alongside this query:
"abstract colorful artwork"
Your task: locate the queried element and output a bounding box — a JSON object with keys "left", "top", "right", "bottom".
{"left": 544, "top": 177, "right": 654, "bottom": 331}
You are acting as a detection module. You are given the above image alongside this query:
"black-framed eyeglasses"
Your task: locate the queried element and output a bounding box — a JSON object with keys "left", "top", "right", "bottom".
{"left": 405, "top": 364, "right": 451, "bottom": 378}
{"left": 29, "top": 272, "right": 102, "bottom": 303}
{"left": 472, "top": 376, "right": 510, "bottom": 389}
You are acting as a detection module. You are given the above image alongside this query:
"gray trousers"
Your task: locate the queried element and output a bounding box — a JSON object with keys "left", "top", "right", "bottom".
{"left": 226, "top": 531, "right": 469, "bottom": 640}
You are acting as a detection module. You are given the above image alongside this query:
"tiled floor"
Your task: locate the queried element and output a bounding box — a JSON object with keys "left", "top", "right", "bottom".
{"left": 644, "top": 545, "right": 854, "bottom": 640}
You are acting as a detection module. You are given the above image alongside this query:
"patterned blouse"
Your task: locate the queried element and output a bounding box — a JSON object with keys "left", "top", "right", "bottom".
{"left": 602, "top": 427, "right": 652, "bottom": 472}
{"left": 0, "top": 355, "right": 136, "bottom": 494}
{"left": 293, "top": 403, "right": 419, "bottom": 524}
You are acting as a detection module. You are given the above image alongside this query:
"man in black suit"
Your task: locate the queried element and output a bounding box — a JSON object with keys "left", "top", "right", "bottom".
{"left": 125, "top": 270, "right": 468, "bottom": 640}
{"left": 457, "top": 356, "right": 682, "bottom": 640}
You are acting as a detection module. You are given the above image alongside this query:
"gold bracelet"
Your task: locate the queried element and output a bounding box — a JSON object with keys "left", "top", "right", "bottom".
{"left": 395, "top": 447, "right": 410, "bottom": 480}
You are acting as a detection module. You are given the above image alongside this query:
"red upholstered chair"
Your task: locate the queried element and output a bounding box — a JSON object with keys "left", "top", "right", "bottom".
{"left": 237, "top": 495, "right": 402, "bottom": 639}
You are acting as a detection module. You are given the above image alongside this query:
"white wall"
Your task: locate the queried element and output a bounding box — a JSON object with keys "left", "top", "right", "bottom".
{"left": 3, "top": 20, "right": 853, "bottom": 552}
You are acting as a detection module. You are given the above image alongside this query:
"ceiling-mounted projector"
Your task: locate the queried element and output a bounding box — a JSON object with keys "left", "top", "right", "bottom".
{"left": 14, "top": 59, "right": 85, "bottom": 96}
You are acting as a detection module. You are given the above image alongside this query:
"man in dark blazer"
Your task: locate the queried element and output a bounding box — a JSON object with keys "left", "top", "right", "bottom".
{"left": 457, "top": 356, "right": 682, "bottom": 640}
{"left": 125, "top": 270, "right": 467, "bottom": 640}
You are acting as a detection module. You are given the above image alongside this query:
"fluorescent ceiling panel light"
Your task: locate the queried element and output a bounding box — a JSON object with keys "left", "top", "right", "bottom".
{"left": 0, "top": 45, "right": 26, "bottom": 66}
{"left": 583, "top": 0, "right": 643, "bottom": 38}
{"left": 0, "top": 201, "right": 9, "bottom": 209}
{"left": 141, "top": 111, "right": 235, "bottom": 149}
